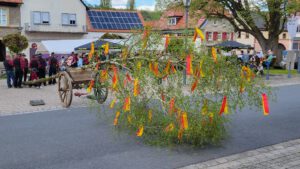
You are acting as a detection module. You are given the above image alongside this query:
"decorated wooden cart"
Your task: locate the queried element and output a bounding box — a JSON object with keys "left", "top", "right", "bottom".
{"left": 58, "top": 68, "right": 108, "bottom": 108}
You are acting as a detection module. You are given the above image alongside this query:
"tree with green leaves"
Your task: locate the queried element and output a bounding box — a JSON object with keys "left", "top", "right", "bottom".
{"left": 127, "top": 0, "right": 135, "bottom": 10}
{"left": 155, "top": 0, "right": 181, "bottom": 11}
{"left": 100, "top": 0, "right": 112, "bottom": 9}
{"left": 190, "top": 0, "right": 300, "bottom": 63}
{"left": 3, "top": 33, "right": 28, "bottom": 54}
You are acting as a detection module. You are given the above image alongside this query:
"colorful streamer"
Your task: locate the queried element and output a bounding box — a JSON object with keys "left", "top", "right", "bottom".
{"left": 112, "top": 66, "right": 118, "bottom": 90}
{"left": 186, "top": 55, "right": 193, "bottom": 75}
{"left": 169, "top": 97, "right": 175, "bottom": 115}
{"left": 123, "top": 97, "right": 131, "bottom": 112}
{"left": 113, "top": 111, "right": 120, "bottom": 126}
{"left": 219, "top": 96, "right": 228, "bottom": 115}
{"left": 211, "top": 47, "right": 217, "bottom": 63}
{"left": 133, "top": 78, "right": 139, "bottom": 97}
{"left": 165, "top": 34, "right": 170, "bottom": 49}
{"left": 262, "top": 93, "right": 270, "bottom": 116}
{"left": 136, "top": 126, "right": 144, "bottom": 137}
{"left": 110, "top": 98, "right": 116, "bottom": 109}
{"left": 191, "top": 79, "right": 198, "bottom": 93}
{"left": 165, "top": 123, "right": 174, "bottom": 132}
{"left": 180, "top": 112, "right": 188, "bottom": 130}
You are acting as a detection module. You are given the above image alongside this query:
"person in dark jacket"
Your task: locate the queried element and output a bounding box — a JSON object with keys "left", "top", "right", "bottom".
{"left": 37, "top": 54, "right": 47, "bottom": 87}
{"left": 29, "top": 55, "right": 39, "bottom": 88}
{"left": 48, "top": 52, "right": 58, "bottom": 85}
{"left": 13, "top": 54, "right": 23, "bottom": 88}
{"left": 3, "top": 55, "right": 14, "bottom": 88}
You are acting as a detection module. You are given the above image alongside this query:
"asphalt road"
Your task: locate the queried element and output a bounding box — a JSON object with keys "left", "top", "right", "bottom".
{"left": 1, "top": 85, "right": 300, "bottom": 169}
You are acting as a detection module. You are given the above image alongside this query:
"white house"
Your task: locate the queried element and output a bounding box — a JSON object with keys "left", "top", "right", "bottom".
{"left": 20, "top": 0, "right": 88, "bottom": 57}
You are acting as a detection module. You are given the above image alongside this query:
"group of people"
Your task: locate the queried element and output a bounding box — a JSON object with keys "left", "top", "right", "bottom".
{"left": 3, "top": 51, "right": 96, "bottom": 89}
{"left": 237, "top": 49, "right": 274, "bottom": 75}
{"left": 61, "top": 52, "right": 90, "bottom": 70}
{"left": 3, "top": 53, "right": 59, "bottom": 88}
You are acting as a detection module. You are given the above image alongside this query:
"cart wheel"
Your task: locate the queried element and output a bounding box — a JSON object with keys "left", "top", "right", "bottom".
{"left": 58, "top": 72, "right": 73, "bottom": 108}
{"left": 94, "top": 72, "right": 108, "bottom": 104}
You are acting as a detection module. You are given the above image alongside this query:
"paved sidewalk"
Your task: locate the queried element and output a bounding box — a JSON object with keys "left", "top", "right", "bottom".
{"left": 181, "top": 139, "right": 300, "bottom": 169}
{"left": 0, "top": 79, "right": 99, "bottom": 116}
{"left": 180, "top": 75, "right": 300, "bottom": 169}
{"left": 265, "top": 74, "right": 300, "bottom": 87}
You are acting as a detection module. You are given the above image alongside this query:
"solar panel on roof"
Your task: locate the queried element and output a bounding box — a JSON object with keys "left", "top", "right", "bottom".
{"left": 88, "top": 10, "right": 143, "bottom": 30}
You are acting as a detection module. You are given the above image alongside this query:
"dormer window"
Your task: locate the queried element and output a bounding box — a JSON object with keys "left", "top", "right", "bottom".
{"left": 168, "top": 17, "right": 177, "bottom": 25}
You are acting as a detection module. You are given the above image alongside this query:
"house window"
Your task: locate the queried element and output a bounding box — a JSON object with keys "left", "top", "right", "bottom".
{"left": 62, "top": 13, "right": 76, "bottom": 25}
{"left": 237, "top": 31, "right": 241, "bottom": 39}
{"left": 245, "top": 33, "right": 250, "bottom": 39}
{"left": 208, "top": 32, "right": 213, "bottom": 41}
{"left": 297, "top": 25, "right": 300, "bottom": 32}
{"left": 217, "top": 32, "right": 222, "bottom": 41}
{"left": 33, "top": 11, "right": 50, "bottom": 24}
{"left": 282, "top": 33, "right": 287, "bottom": 39}
{"left": 168, "top": 17, "right": 177, "bottom": 25}
{"left": 0, "top": 8, "right": 8, "bottom": 26}
{"left": 227, "top": 32, "right": 231, "bottom": 40}
{"left": 293, "top": 42, "right": 299, "bottom": 50}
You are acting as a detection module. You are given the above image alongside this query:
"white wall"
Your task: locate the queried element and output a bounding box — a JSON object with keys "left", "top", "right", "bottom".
{"left": 21, "top": 0, "right": 87, "bottom": 33}
{"left": 20, "top": 0, "right": 87, "bottom": 57}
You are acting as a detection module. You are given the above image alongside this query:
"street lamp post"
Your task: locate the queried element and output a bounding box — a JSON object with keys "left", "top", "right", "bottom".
{"left": 183, "top": 0, "right": 191, "bottom": 85}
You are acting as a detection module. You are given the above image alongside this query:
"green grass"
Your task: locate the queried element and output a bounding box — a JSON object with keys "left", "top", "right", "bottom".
{"left": 269, "top": 69, "right": 298, "bottom": 75}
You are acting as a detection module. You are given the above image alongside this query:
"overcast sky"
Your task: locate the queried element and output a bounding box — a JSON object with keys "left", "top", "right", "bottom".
{"left": 84, "top": 0, "right": 156, "bottom": 11}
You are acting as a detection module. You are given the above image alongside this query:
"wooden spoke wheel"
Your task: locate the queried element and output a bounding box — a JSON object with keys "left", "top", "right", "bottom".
{"left": 94, "top": 72, "right": 108, "bottom": 104}
{"left": 58, "top": 72, "right": 73, "bottom": 108}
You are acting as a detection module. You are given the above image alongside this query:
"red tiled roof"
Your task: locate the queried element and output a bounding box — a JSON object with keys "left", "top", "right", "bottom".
{"left": 87, "top": 9, "right": 145, "bottom": 33}
{"left": 151, "top": 8, "right": 205, "bottom": 31}
{"left": 0, "top": 0, "right": 23, "bottom": 4}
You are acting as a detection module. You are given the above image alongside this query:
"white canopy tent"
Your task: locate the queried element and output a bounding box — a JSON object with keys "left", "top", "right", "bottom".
{"left": 41, "top": 39, "right": 97, "bottom": 54}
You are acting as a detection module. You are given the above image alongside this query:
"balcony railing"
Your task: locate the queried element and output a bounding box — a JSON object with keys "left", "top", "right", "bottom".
{"left": 24, "top": 23, "right": 87, "bottom": 34}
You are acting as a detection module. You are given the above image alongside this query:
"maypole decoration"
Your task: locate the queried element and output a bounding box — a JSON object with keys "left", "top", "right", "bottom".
{"left": 89, "top": 28, "right": 273, "bottom": 147}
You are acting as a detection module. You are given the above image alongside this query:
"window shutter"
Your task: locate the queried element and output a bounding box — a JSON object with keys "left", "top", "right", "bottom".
{"left": 222, "top": 32, "right": 226, "bottom": 41}
{"left": 213, "top": 32, "right": 217, "bottom": 41}
{"left": 206, "top": 32, "right": 209, "bottom": 41}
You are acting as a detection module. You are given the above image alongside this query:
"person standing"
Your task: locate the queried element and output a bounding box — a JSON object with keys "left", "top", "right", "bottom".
{"left": 3, "top": 55, "right": 14, "bottom": 88}
{"left": 71, "top": 53, "right": 78, "bottom": 67}
{"left": 22, "top": 54, "right": 29, "bottom": 82}
{"left": 83, "top": 54, "right": 89, "bottom": 65}
{"left": 242, "top": 50, "right": 250, "bottom": 65}
{"left": 48, "top": 52, "right": 58, "bottom": 85}
{"left": 38, "top": 54, "right": 47, "bottom": 87}
{"left": 29, "top": 55, "right": 39, "bottom": 88}
{"left": 77, "top": 54, "right": 83, "bottom": 68}
{"left": 13, "top": 54, "right": 24, "bottom": 88}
